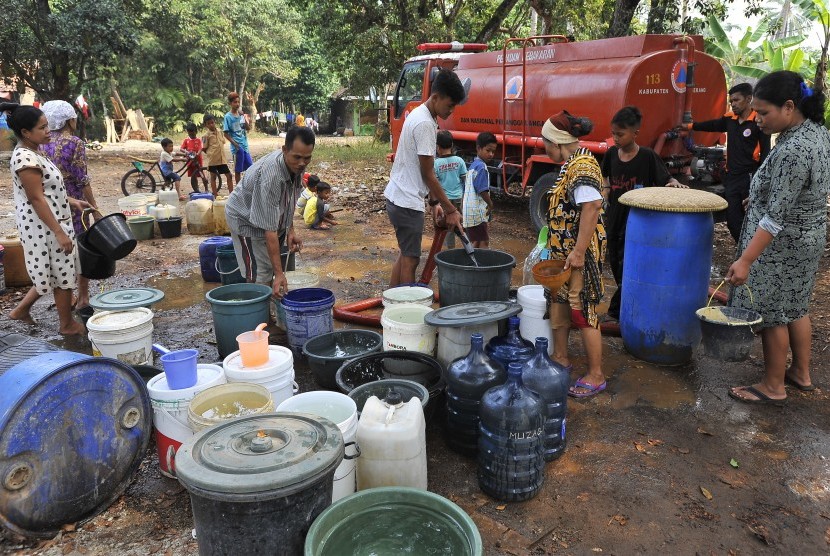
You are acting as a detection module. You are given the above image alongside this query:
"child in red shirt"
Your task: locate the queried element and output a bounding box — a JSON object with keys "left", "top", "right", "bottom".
{"left": 180, "top": 122, "right": 209, "bottom": 193}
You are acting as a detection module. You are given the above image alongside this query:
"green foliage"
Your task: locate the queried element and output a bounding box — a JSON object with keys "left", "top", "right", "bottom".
{"left": 0, "top": 0, "right": 140, "bottom": 99}
{"left": 260, "top": 39, "right": 340, "bottom": 113}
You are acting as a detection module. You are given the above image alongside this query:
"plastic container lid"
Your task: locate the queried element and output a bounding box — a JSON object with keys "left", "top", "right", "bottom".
{"left": 424, "top": 301, "right": 521, "bottom": 328}
{"left": 90, "top": 288, "right": 165, "bottom": 311}
{"left": 86, "top": 307, "right": 154, "bottom": 332}
{"left": 618, "top": 187, "right": 728, "bottom": 213}
{"left": 175, "top": 413, "right": 344, "bottom": 495}
{"left": 223, "top": 346, "right": 294, "bottom": 379}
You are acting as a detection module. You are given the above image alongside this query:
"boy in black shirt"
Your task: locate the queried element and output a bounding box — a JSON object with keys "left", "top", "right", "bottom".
{"left": 683, "top": 83, "right": 770, "bottom": 242}
{"left": 602, "top": 106, "right": 685, "bottom": 321}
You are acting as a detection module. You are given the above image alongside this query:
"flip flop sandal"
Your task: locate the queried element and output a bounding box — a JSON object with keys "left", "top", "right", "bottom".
{"left": 728, "top": 385, "right": 786, "bottom": 407}
{"left": 568, "top": 377, "right": 607, "bottom": 399}
{"left": 784, "top": 375, "right": 816, "bottom": 392}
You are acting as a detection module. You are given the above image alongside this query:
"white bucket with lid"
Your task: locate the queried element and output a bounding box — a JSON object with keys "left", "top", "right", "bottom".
{"left": 274, "top": 271, "right": 320, "bottom": 330}
{"left": 277, "top": 391, "right": 359, "bottom": 502}
{"left": 148, "top": 363, "right": 226, "bottom": 477}
{"left": 87, "top": 308, "right": 154, "bottom": 366}
{"left": 382, "top": 286, "right": 434, "bottom": 307}
{"left": 118, "top": 195, "right": 148, "bottom": 217}
{"left": 517, "top": 285, "right": 554, "bottom": 354}
{"left": 223, "top": 345, "right": 298, "bottom": 407}
{"left": 437, "top": 322, "right": 500, "bottom": 370}
{"left": 381, "top": 303, "right": 436, "bottom": 355}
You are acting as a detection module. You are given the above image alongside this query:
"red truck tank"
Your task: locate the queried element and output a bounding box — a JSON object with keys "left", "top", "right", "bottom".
{"left": 390, "top": 34, "right": 727, "bottom": 230}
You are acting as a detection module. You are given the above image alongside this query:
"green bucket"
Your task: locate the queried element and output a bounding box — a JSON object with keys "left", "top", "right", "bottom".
{"left": 127, "top": 216, "right": 155, "bottom": 241}
{"left": 305, "top": 487, "right": 482, "bottom": 555}
{"left": 205, "top": 283, "right": 272, "bottom": 358}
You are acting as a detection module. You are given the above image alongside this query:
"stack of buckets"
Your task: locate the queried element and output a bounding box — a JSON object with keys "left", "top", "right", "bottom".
{"left": 516, "top": 285, "right": 554, "bottom": 354}
{"left": 148, "top": 363, "right": 227, "bottom": 477}
{"left": 223, "top": 345, "right": 297, "bottom": 408}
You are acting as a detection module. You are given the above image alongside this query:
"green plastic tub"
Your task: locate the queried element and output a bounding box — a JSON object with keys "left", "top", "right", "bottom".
{"left": 305, "top": 487, "right": 482, "bottom": 555}
{"left": 127, "top": 215, "right": 155, "bottom": 241}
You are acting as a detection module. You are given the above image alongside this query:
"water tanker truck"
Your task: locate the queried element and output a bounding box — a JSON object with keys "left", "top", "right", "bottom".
{"left": 389, "top": 34, "right": 728, "bottom": 230}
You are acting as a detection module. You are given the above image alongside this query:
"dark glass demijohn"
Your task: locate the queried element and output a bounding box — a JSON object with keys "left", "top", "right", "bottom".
{"left": 445, "top": 333, "right": 506, "bottom": 456}
{"left": 485, "top": 316, "right": 533, "bottom": 370}
{"left": 478, "top": 362, "right": 546, "bottom": 502}
{"left": 522, "top": 337, "right": 569, "bottom": 461}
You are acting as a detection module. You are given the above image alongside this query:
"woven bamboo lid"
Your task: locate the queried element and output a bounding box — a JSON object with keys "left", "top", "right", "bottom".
{"left": 618, "top": 188, "right": 728, "bottom": 213}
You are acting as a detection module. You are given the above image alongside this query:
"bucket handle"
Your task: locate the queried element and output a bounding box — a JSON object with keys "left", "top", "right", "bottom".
{"left": 292, "top": 381, "right": 299, "bottom": 394}
{"left": 166, "top": 445, "right": 176, "bottom": 475}
{"left": 214, "top": 255, "right": 241, "bottom": 275}
{"left": 343, "top": 441, "right": 361, "bottom": 460}
{"left": 707, "top": 280, "right": 755, "bottom": 309}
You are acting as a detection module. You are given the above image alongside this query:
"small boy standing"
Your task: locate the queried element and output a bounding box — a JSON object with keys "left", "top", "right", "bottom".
{"left": 462, "top": 132, "right": 497, "bottom": 248}
{"left": 181, "top": 122, "right": 209, "bottom": 193}
{"left": 223, "top": 92, "right": 253, "bottom": 184}
{"left": 296, "top": 174, "right": 320, "bottom": 216}
{"left": 602, "top": 105, "right": 685, "bottom": 321}
{"left": 203, "top": 114, "right": 234, "bottom": 196}
{"left": 159, "top": 138, "right": 187, "bottom": 200}
{"left": 434, "top": 130, "right": 466, "bottom": 248}
{"left": 303, "top": 181, "right": 338, "bottom": 230}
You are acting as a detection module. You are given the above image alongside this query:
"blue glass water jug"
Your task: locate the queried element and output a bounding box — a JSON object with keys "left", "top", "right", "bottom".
{"left": 478, "top": 362, "right": 546, "bottom": 502}
{"left": 521, "top": 337, "right": 569, "bottom": 461}
{"left": 445, "top": 333, "right": 506, "bottom": 456}
{"left": 485, "top": 316, "right": 533, "bottom": 369}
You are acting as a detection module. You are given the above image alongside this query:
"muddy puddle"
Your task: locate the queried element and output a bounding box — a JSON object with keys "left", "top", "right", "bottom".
{"left": 145, "top": 269, "right": 215, "bottom": 311}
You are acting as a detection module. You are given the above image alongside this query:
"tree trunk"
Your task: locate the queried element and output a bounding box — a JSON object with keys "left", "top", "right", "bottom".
{"left": 815, "top": 43, "right": 828, "bottom": 95}
{"left": 606, "top": 0, "right": 641, "bottom": 37}
{"left": 476, "top": 0, "right": 523, "bottom": 43}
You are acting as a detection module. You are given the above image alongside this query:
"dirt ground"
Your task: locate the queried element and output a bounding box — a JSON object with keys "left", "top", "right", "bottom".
{"left": 1, "top": 136, "right": 830, "bottom": 555}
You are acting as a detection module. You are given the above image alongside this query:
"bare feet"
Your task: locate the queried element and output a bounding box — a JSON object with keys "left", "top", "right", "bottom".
{"left": 9, "top": 308, "right": 36, "bottom": 325}
{"left": 60, "top": 321, "right": 87, "bottom": 336}
{"left": 316, "top": 223, "right": 332, "bottom": 230}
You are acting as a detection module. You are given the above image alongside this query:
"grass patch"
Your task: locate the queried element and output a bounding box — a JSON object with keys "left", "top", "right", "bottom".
{"left": 311, "top": 137, "right": 389, "bottom": 165}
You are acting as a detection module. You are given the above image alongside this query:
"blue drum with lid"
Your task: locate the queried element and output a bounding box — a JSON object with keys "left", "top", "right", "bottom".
{"left": 0, "top": 351, "right": 152, "bottom": 538}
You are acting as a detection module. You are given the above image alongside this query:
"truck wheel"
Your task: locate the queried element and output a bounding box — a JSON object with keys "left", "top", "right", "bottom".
{"left": 528, "top": 172, "right": 558, "bottom": 232}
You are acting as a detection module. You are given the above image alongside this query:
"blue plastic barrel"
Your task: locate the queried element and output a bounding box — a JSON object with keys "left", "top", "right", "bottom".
{"left": 206, "top": 283, "right": 272, "bottom": 358}
{"left": 0, "top": 351, "right": 151, "bottom": 538}
{"left": 620, "top": 209, "right": 713, "bottom": 365}
{"left": 281, "top": 288, "right": 335, "bottom": 356}
{"left": 199, "top": 236, "right": 233, "bottom": 283}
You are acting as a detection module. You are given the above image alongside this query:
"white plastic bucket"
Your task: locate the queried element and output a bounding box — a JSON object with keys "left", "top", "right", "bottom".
{"left": 436, "top": 322, "right": 500, "bottom": 370}
{"left": 87, "top": 308, "right": 154, "bottom": 366}
{"left": 148, "top": 364, "right": 226, "bottom": 477}
{"left": 517, "top": 285, "right": 554, "bottom": 354}
{"left": 118, "top": 195, "right": 149, "bottom": 217}
{"left": 381, "top": 286, "right": 434, "bottom": 307}
{"left": 223, "top": 345, "right": 298, "bottom": 408}
{"left": 274, "top": 271, "right": 320, "bottom": 330}
{"left": 381, "top": 303, "right": 436, "bottom": 355}
{"left": 277, "top": 391, "right": 359, "bottom": 502}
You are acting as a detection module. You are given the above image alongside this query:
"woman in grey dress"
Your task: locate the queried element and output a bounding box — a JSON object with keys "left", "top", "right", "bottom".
{"left": 726, "top": 71, "right": 830, "bottom": 405}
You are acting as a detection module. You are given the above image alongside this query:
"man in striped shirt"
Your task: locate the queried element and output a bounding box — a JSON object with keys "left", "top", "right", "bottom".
{"left": 225, "top": 127, "right": 316, "bottom": 299}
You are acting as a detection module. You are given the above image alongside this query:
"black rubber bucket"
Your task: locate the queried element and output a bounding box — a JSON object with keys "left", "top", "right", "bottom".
{"left": 77, "top": 232, "right": 116, "bottom": 280}
{"left": 435, "top": 249, "right": 516, "bottom": 307}
{"left": 696, "top": 306, "right": 762, "bottom": 362}
{"left": 86, "top": 213, "right": 137, "bottom": 260}
{"left": 157, "top": 217, "right": 183, "bottom": 239}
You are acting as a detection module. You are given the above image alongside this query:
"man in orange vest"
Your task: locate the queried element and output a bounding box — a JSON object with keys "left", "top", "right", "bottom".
{"left": 683, "top": 83, "right": 771, "bottom": 242}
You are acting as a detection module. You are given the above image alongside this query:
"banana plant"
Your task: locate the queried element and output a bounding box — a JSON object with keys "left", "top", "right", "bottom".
{"left": 705, "top": 15, "right": 769, "bottom": 79}
{"left": 731, "top": 41, "right": 809, "bottom": 78}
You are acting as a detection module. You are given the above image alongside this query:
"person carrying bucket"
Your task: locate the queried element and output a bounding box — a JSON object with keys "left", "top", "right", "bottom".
{"left": 539, "top": 111, "right": 607, "bottom": 399}
{"left": 224, "top": 126, "right": 315, "bottom": 299}
{"left": 725, "top": 71, "right": 830, "bottom": 405}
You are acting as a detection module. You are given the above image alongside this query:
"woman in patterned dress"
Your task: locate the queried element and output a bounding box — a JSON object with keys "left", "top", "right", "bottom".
{"left": 40, "top": 100, "right": 101, "bottom": 310}
{"left": 4, "top": 103, "right": 91, "bottom": 335}
{"left": 541, "top": 111, "right": 608, "bottom": 398}
{"left": 726, "top": 71, "right": 830, "bottom": 405}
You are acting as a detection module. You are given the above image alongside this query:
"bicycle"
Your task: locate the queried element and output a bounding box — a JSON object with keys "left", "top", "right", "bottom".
{"left": 120, "top": 152, "right": 222, "bottom": 196}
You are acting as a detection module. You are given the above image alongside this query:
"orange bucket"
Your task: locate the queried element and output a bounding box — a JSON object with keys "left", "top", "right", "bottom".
{"left": 236, "top": 323, "right": 269, "bottom": 367}
{"left": 532, "top": 260, "right": 572, "bottom": 291}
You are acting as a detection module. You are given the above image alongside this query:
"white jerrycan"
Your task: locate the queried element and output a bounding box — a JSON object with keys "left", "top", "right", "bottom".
{"left": 355, "top": 390, "right": 427, "bottom": 490}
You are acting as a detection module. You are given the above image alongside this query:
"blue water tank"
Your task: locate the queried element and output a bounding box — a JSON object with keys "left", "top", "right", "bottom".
{"left": 0, "top": 351, "right": 152, "bottom": 538}
{"left": 620, "top": 208, "right": 713, "bottom": 365}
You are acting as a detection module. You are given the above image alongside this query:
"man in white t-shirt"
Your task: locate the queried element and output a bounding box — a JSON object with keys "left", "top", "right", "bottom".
{"left": 384, "top": 69, "right": 467, "bottom": 286}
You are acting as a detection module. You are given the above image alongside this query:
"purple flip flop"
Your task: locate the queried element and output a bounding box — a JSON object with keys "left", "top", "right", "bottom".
{"left": 568, "top": 377, "right": 607, "bottom": 399}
